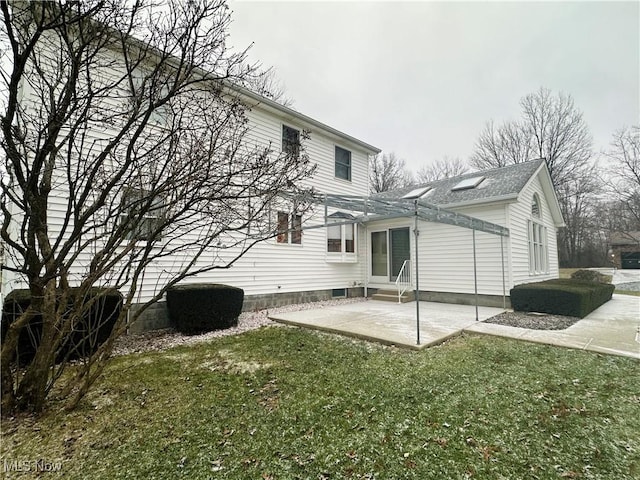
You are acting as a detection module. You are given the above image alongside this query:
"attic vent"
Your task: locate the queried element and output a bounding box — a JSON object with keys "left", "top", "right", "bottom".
{"left": 451, "top": 176, "right": 485, "bottom": 191}
{"left": 402, "top": 186, "right": 432, "bottom": 199}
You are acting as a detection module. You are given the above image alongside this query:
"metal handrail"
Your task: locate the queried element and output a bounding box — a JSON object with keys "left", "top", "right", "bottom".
{"left": 394, "top": 259, "right": 411, "bottom": 303}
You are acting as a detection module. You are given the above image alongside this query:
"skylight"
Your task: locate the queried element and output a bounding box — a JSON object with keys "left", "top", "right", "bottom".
{"left": 402, "top": 186, "right": 432, "bottom": 199}
{"left": 451, "top": 176, "right": 485, "bottom": 191}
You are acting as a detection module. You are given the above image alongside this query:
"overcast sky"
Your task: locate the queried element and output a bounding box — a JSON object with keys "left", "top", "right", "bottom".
{"left": 228, "top": 0, "right": 639, "bottom": 172}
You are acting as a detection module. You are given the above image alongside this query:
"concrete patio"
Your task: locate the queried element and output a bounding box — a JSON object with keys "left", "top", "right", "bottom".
{"left": 269, "top": 294, "right": 640, "bottom": 359}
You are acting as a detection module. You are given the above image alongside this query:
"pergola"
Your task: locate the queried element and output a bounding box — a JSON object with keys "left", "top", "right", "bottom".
{"left": 289, "top": 192, "right": 510, "bottom": 345}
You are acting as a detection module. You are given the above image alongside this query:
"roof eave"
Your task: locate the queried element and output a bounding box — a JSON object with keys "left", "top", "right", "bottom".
{"left": 436, "top": 193, "right": 520, "bottom": 210}
{"left": 518, "top": 161, "right": 565, "bottom": 228}
{"left": 231, "top": 83, "right": 382, "bottom": 155}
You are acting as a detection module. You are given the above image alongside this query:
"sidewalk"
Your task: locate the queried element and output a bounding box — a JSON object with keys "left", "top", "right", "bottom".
{"left": 466, "top": 294, "right": 640, "bottom": 359}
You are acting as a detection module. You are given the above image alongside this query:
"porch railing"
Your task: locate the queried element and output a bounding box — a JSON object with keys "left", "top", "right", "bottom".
{"left": 395, "top": 259, "right": 411, "bottom": 304}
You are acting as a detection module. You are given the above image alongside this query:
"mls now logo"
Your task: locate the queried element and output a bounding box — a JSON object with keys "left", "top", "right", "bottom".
{"left": 3, "top": 459, "right": 62, "bottom": 473}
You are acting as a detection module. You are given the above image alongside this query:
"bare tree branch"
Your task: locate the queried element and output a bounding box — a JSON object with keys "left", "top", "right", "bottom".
{"left": 603, "top": 125, "right": 640, "bottom": 226}
{"left": 1, "top": 0, "right": 314, "bottom": 414}
{"left": 416, "top": 156, "right": 469, "bottom": 183}
{"left": 369, "top": 152, "right": 413, "bottom": 193}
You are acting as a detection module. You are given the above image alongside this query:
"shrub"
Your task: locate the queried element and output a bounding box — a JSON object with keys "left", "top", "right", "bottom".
{"left": 166, "top": 284, "right": 244, "bottom": 334}
{"left": 1, "top": 288, "right": 123, "bottom": 366}
{"left": 510, "top": 279, "right": 614, "bottom": 318}
{"left": 570, "top": 269, "right": 611, "bottom": 284}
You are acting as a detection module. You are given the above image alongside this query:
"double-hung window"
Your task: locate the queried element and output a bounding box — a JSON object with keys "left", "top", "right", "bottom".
{"left": 276, "top": 211, "right": 302, "bottom": 245}
{"left": 282, "top": 125, "right": 300, "bottom": 158}
{"left": 335, "top": 146, "right": 351, "bottom": 181}
{"left": 121, "top": 188, "right": 164, "bottom": 241}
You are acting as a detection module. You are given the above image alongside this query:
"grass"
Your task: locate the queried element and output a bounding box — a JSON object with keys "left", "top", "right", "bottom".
{"left": 2, "top": 327, "right": 639, "bottom": 479}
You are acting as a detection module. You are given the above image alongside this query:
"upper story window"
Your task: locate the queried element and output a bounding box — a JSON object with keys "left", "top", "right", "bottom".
{"left": 276, "top": 211, "right": 302, "bottom": 245}
{"left": 531, "top": 193, "right": 541, "bottom": 218}
{"left": 335, "top": 146, "right": 351, "bottom": 181}
{"left": 282, "top": 125, "right": 300, "bottom": 158}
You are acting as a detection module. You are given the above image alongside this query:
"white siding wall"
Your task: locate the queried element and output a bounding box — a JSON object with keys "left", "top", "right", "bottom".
{"left": 3, "top": 73, "right": 373, "bottom": 303}
{"left": 418, "top": 205, "right": 509, "bottom": 296}
{"left": 2, "top": 38, "right": 376, "bottom": 301}
{"left": 509, "top": 173, "right": 560, "bottom": 286}
{"left": 166, "top": 105, "right": 370, "bottom": 298}
{"left": 363, "top": 187, "right": 560, "bottom": 298}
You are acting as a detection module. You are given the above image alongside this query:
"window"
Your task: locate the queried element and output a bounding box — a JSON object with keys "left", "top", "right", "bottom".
{"left": 276, "top": 211, "right": 302, "bottom": 245}
{"left": 326, "top": 212, "right": 356, "bottom": 258}
{"left": 121, "top": 188, "right": 164, "bottom": 241}
{"left": 451, "top": 176, "right": 485, "bottom": 191}
{"left": 528, "top": 220, "right": 548, "bottom": 274}
{"left": 402, "top": 186, "right": 431, "bottom": 199}
{"left": 130, "top": 69, "right": 172, "bottom": 125}
{"left": 335, "top": 146, "right": 351, "bottom": 181}
{"left": 327, "top": 223, "right": 355, "bottom": 253}
{"left": 531, "top": 193, "right": 541, "bottom": 218}
{"left": 282, "top": 125, "right": 300, "bottom": 158}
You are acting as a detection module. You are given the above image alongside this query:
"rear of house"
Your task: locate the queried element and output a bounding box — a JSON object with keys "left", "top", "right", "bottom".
{"left": 366, "top": 160, "right": 564, "bottom": 307}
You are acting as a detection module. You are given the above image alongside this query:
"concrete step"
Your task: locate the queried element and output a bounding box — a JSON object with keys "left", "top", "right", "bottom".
{"left": 371, "top": 289, "right": 415, "bottom": 303}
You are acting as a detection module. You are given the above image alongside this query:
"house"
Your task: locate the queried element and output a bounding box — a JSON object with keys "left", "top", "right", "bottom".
{"left": 365, "top": 159, "right": 565, "bottom": 307}
{"left": 1, "top": 4, "right": 565, "bottom": 333}
{"left": 609, "top": 232, "right": 640, "bottom": 269}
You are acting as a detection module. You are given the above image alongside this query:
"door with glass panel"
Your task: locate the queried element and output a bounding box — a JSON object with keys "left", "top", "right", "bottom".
{"left": 370, "top": 227, "right": 410, "bottom": 282}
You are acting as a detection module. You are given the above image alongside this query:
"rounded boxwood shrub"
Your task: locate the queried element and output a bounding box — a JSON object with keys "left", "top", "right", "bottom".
{"left": 1, "top": 287, "right": 123, "bottom": 366}
{"left": 510, "top": 279, "right": 614, "bottom": 318}
{"left": 166, "top": 284, "right": 244, "bottom": 335}
{"left": 570, "top": 269, "right": 611, "bottom": 284}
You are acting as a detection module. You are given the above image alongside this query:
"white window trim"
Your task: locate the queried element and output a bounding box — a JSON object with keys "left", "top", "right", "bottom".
{"left": 325, "top": 221, "right": 357, "bottom": 263}
{"left": 282, "top": 124, "right": 301, "bottom": 158}
{"left": 334, "top": 145, "right": 352, "bottom": 182}
{"left": 528, "top": 219, "right": 549, "bottom": 275}
{"left": 275, "top": 210, "right": 303, "bottom": 246}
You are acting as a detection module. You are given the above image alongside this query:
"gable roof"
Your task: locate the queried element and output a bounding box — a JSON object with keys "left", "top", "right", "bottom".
{"left": 374, "top": 159, "right": 565, "bottom": 227}
{"left": 237, "top": 86, "right": 381, "bottom": 155}
{"left": 376, "top": 159, "right": 546, "bottom": 207}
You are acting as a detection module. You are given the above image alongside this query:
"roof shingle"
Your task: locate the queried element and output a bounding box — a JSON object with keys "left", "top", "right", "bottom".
{"left": 375, "top": 159, "right": 545, "bottom": 207}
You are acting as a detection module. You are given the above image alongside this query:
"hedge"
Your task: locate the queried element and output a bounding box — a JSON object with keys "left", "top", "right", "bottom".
{"left": 166, "top": 283, "right": 244, "bottom": 334}
{"left": 1, "top": 288, "right": 123, "bottom": 366}
{"left": 510, "top": 279, "right": 614, "bottom": 318}
{"left": 570, "top": 269, "right": 611, "bottom": 284}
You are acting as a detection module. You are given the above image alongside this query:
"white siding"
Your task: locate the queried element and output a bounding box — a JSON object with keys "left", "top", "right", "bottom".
{"left": 5, "top": 52, "right": 374, "bottom": 303}
{"left": 509, "top": 172, "right": 560, "bottom": 286}
{"left": 418, "top": 204, "right": 509, "bottom": 296}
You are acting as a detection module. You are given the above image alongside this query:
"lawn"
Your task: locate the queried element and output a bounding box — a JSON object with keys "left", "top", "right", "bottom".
{"left": 2, "top": 327, "right": 639, "bottom": 479}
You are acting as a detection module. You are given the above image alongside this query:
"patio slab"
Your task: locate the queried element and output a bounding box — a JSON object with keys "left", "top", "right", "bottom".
{"left": 269, "top": 294, "right": 640, "bottom": 358}
{"left": 269, "top": 301, "right": 505, "bottom": 350}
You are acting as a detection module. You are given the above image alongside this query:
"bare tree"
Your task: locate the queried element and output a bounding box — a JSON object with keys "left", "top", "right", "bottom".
{"left": 470, "top": 87, "right": 596, "bottom": 267}
{"left": 555, "top": 167, "right": 601, "bottom": 266}
{"left": 0, "top": 0, "right": 314, "bottom": 414}
{"left": 604, "top": 126, "right": 640, "bottom": 225}
{"left": 369, "top": 152, "right": 413, "bottom": 193}
{"left": 416, "top": 156, "right": 469, "bottom": 183}
{"left": 471, "top": 88, "right": 593, "bottom": 191}
{"left": 243, "top": 67, "right": 295, "bottom": 108}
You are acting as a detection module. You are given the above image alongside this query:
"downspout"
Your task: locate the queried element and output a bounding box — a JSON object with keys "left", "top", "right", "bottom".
{"left": 472, "top": 229, "right": 479, "bottom": 322}
{"left": 414, "top": 199, "right": 420, "bottom": 345}
{"left": 501, "top": 236, "right": 506, "bottom": 310}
